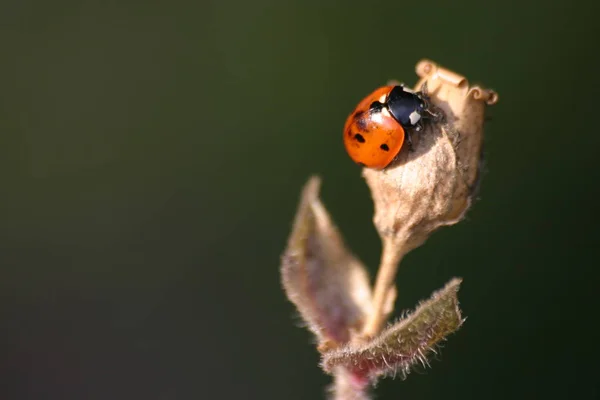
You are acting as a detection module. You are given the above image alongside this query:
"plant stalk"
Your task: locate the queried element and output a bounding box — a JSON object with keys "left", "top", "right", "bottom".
{"left": 361, "top": 237, "right": 404, "bottom": 338}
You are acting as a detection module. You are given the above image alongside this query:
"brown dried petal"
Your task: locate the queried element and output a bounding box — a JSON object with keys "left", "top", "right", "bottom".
{"left": 363, "top": 60, "right": 498, "bottom": 253}
{"left": 321, "top": 278, "right": 464, "bottom": 382}
{"left": 280, "top": 176, "right": 373, "bottom": 346}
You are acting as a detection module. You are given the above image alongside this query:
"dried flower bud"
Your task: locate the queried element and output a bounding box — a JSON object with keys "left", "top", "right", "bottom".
{"left": 322, "top": 278, "right": 464, "bottom": 383}
{"left": 280, "top": 177, "right": 373, "bottom": 347}
{"left": 363, "top": 60, "right": 498, "bottom": 253}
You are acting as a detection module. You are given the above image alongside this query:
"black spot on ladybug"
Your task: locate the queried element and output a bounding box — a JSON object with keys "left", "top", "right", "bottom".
{"left": 369, "top": 101, "right": 384, "bottom": 113}
{"left": 353, "top": 110, "right": 365, "bottom": 120}
{"left": 380, "top": 144, "right": 389, "bottom": 151}
{"left": 355, "top": 116, "right": 368, "bottom": 131}
{"left": 354, "top": 133, "right": 366, "bottom": 143}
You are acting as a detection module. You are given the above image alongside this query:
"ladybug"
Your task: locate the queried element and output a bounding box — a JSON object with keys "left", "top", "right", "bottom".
{"left": 343, "top": 84, "right": 437, "bottom": 169}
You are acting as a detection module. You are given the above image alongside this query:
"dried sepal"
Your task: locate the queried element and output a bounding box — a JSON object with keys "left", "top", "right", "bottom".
{"left": 363, "top": 60, "right": 499, "bottom": 253}
{"left": 322, "top": 278, "right": 464, "bottom": 382}
{"left": 280, "top": 176, "right": 373, "bottom": 346}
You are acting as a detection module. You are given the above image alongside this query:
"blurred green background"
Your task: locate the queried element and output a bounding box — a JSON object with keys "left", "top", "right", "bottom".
{"left": 1, "top": 0, "right": 599, "bottom": 399}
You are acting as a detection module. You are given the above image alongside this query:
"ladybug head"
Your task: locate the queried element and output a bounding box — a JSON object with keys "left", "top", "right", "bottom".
{"left": 386, "top": 86, "right": 426, "bottom": 128}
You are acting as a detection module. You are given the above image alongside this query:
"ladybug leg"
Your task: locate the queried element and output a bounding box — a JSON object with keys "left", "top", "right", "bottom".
{"left": 419, "top": 81, "right": 429, "bottom": 97}
{"left": 415, "top": 119, "right": 424, "bottom": 132}
{"left": 405, "top": 129, "right": 415, "bottom": 152}
{"left": 425, "top": 107, "right": 444, "bottom": 122}
{"left": 418, "top": 86, "right": 444, "bottom": 123}
{"left": 422, "top": 100, "right": 444, "bottom": 123}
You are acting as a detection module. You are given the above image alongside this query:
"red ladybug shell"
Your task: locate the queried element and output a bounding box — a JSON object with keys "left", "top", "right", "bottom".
{"left": 343, "top": 85, "right": 405, "bottom": 170}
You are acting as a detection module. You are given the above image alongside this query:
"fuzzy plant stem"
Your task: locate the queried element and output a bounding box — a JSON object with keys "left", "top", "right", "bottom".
{"left": 361, "top": 237, "right": 404, "bottom": 338}
{"left": 330, "top": 367, "right": 371, "bottom": 400}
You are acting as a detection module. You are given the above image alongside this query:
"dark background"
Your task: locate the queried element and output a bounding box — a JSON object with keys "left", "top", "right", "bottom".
{"left": 1, "top": 0, "right": 599, "bottom": 399}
